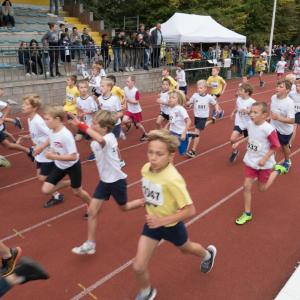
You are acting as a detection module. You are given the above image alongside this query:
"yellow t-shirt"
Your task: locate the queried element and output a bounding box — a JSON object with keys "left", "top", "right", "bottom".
{"left": 207, "top": 75, "right": 226, "bottom": 95}
{"left": 162, "top": 75, "right": 178, "bottom": 91}
{"left": 64, "top": 86, "right": 80, "bottom": 114}
{"left": 141, "top": 162, "right": 193, "bottom": 227}
{"left": 256, "top": 60, "right": 267, "bottom": 72}
{"left": 112, "top": 85, "right": 126, "bottom": 110}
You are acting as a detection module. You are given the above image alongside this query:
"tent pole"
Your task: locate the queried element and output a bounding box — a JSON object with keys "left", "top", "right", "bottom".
{"left": 179, "top": 42, "right": 182, "bottom": 62}
{"left": 268, "top": 0, "right": 277, "bottom": 72}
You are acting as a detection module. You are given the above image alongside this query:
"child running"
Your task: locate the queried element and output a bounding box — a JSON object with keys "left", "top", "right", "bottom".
{"left": 20, "top": 94, "right": 64, "bottom": 208}
{"left": 162, "top": 67, "right": 178, "bottom": 91}
{"left": 275, "top": 56, "right": 287, "bottom": 80}
{"left": 288, "top": 79, "right": 300, "bottom": 147}
{"left": 206, "top": 66, "right": 225, "bottom": 120}
{"left": 255, "top": 55, "right": 267, "bottom": 87}
{"left": 71, "top": 110, "right": 144, "bottom": 255}
{"left": 122, "top": 76, "right": 148, "bottom": 141}
{"left": 34, "top": 106, "right": 91, "bottom": 215}
{"left": 175, "top": 63, "right": 187, "bottom": 95}
{"left": 185, "top": 80, "right": 219, "bottom": 158}
{"left": 270, "top": 79, "right": 295, "bottom": 172}
{"left": 133, "top": 129, "right": 217, "bottom": 300}
{"left": 88, "top": 64, "right": 102, "bottom": 98}
{"left": 155, "top": 78, "right": 170, "bottom": 129}
{"left": 235, "top": 102, "right": 285, "bottom": 225}
{"left": 229, "top": 83, "right": 256, "bottom": 162}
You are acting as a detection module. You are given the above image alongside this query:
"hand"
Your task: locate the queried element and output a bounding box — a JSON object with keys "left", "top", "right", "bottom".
{"left": 145, "top": 214, "right": 163, "bottom": 229}
{"left": 232, "top": 142, "right": 238, "bottom": 150}
{"left": 68, "top": 113, "right": 80, "bottom": 126}
{"left": 180, "top": 132, "right": 186, "bottom": 141}
{"left": 271, "top": 112, "right": 280, "bottom": 121}
{"left": 258, "top": 158, "right": 266, "bottom": 167}
{"left": 33, "top": 146, "right": 43, "bottom": 156}
{"left": 45, "top": 150, "right": 57, "bottom": 160}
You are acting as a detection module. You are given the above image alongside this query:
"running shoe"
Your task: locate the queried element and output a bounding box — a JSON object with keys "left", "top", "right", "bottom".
{"left": 14, "top": 117, "right": 23, "bottom": 130}
{"left": 120, "top": 160, "right": 126, "bottom": 168}
{"left": 0, "top": 155, "right": 11, "bottom": 168}
{"left": 27, "top": 147, "right": 35, "bottom": 162}
{"left": 274, "top": 164, "right": 287, "bottom": 175}
{"left": 14, "top": 256, "right": 49, "bottom": 284}
{"left": 43, "top": 194, "right": 64, "bottom": 208}
{"left": 140, "top": 134, "right": 148, "bottom": 142}
{"left": 72, "top": 241, "right": 96, "bottom": 255}
{"left": 186, "top": 150, "right": 196, "bottom": 158}
{"left": 235, "top": 212, "right": 252, "bottom": 225}
{"left": 0, "top": 247, "right": 22, "bottom": 277}
{"left": 200, "top": 245, "right": 217, "bottom": 273}
{"left": 135, "top": 287, "right": 157, "bottom": 300}
{"left": 212, "top": 110, "right": 217, "bottom": 123}
{"left": 87, "top": 152, "right": 95, "bottom": 161}
{"left": 229, "top": 150, "right": 239, "bottom": 163}
{"left": 219, "top": 110, "right": 225, "bottom": 119}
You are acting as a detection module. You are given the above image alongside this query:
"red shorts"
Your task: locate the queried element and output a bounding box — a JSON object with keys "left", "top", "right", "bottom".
{"left": 244, "top": 165, "right": 272, "bottom": 183}
{"left": 124, "top": 111, "right": 143, "bottom": 123}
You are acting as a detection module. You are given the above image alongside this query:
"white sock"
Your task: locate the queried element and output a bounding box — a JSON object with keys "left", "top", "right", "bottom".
{"left": 203, "top": 250, "right": 211, "bottom": 261}
{"left": 53, "top": 192, "right": 60, "bottom": 199}
{"left": 86, "top": 240, "right": 96, "bottom": 247}
{"left": 140, "top": 287, "right": 151, "bottom": 297}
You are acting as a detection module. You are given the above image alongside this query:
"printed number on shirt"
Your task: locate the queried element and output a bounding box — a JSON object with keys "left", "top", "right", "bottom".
{"left": 197, "top": 104, "right": 207, "bottom": 110}
{"left": 211, "top": 82, "right": 218, "bottom": 88}
{"left": 142, "top": 178, "right": 164, "bottom": 206}
{"left": 247, "top": 140, "right": 261, "bottom": 152}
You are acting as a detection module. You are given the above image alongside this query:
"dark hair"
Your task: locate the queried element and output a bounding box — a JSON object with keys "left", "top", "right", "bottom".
{"left": 59, "top": 23, "right": 65, "bottom": 28}
{"left": 107, "top": 75, "right": 116, "bottom": 84}
{"left": 239, "top": 83, "right": 253, "bottom": 96}
{"left": 72, "top": 27, "right": 77, "bottom": 31}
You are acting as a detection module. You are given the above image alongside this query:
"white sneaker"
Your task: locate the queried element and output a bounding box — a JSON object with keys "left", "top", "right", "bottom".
{"left": 120, "top": 160, "right": 126, "bottom": 168}
{"left": 119, "top": 130, "right": 126, "bottom": 140}
{"left": 125, "top": 67, "right": 130, "bottom": 72}
{"left": 25, "top": 73, "right": 31, "bottom": 77}
{"left": 72, "top": 241, "right": 96, "bottom": 255}
{"left": 46, "top": 71, "right": 50, "bottom": 76}
{"left": 130, "top": 66, "right": 134, "bottom": 72}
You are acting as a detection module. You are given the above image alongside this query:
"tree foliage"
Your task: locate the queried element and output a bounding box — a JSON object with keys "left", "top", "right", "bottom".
{"left": 83, "top": 0, "right": 300, "bottom": 46}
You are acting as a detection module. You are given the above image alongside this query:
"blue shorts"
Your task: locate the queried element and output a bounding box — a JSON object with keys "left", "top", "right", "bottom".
{"left": 142, "top": 221, "right": 188, "bottom": 247}
{"left": 276, "top": 131, "right": 292, "bottom": 146}
{"left": 93, "top": 178, "right": 127, "bottom": 206}
{"left": 170, "top": 131, "right": 189, "bottom": 156}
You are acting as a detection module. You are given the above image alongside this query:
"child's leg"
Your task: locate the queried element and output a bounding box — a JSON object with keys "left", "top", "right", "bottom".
{"left": 122, "top": 115, "right": 132, "bottom": 131}
{"left": 243, "top": 177, "right": 255, "bottom": 213}
{"left": 120, "top": 198, "right": 144, "bottom": 211}
{"left": 42, "top": 180, "right": 70, "bottom": 195}
{"left": 87, "top": 198, "right": 104, "bottom": 241}
{"left": 4, "top": 131, "right": 16, "bottom": 143}
{"left": 155, "top": 115, "right": 164, "bottom": 129}
{"left": 179, "top": 239, "right": 208, "bottom": 258}
{"left": 189, "top": 128, "right": 200, "bottom": 152}
{"left": 258, "top": 170, "right": 280, "bottom": 192}
{"left": 282, "top": 144, "right": 291, "bottom": 161}
{"left": 1, "top": 139, "right": 30, "bottom": 154}
{"left": 230, "top": 130, "right": 241, "bottom": 149}
{"left": 72, "top": 187, "right": 91, "bottom": 205}
{"left": 136, "top": 122, "right": 147, "bottom": 135}
{"left": 290, "top": 124, "right": 297, "bottom": 147}
{"left": 0, "top": 242, "right": 11, "bottom": 259}
{"left": 133, "top": 235, "right": 159, "bottom": 290}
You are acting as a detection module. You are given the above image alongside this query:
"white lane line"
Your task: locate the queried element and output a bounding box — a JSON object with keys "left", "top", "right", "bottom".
{"left": 70, "top": 147, "right": 300, "bottom": 300}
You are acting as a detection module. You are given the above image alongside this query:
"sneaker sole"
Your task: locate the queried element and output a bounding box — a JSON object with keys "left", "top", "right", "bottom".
{"left": 71, "top": 248, "right": 96, "bottom": 255}
{"left": 3, "top": 246, "right": 23, "bottom": 277}
{"left": 235, "top": 217, "right": 252, "bottom": 225}
{"left": 206, "top": 245, "right": 217, "bottom": 273}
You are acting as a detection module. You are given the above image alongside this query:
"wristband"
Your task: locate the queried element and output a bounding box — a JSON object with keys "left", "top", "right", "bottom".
{"left": 78, "top": 122, "right": 89, "bottom": 134}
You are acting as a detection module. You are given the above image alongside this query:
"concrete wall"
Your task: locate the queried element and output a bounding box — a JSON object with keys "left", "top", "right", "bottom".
{"left": 0, "top": 69, "right": 164, "bottom": 112}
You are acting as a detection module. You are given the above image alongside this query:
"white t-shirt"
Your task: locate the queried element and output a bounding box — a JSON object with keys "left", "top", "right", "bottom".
{"left": 91, "top": 133, "right": 127, "bottom": 183}
{"left": 289, "top": 90, "right": 300, "bottom": 113}
{"left": 49, "top": 126, "right": 79, "bottom": 169}
{"left": 243, "top": 121, "right": 277, "bottom": 170}
{"left": 98, "top": 94, "right": 122, "bottom": 125}
{"left": 294, "top": 60, "right": 300, "bottom": 79}
{"left": 159, "top": 91, "right": 169, "bottom": 115}
{"left": 28, "top": 114, "right": 52, "bottom": 163}
{"left": 124, "top": 86, "right": 142, "bottom": 113}
{"left": 235, "top": 97, "right": 256, "bottom": 130}
{"left": 169, "top": 105, "right": 189, "bottom": 134}
{"left": 89, "top": 74, "right": 101, "bottom": 94}
{"left": 276, "top": 61, "right": 286, "bottom": 74}
{"left": 176, "top": 69, "right": 187, "bottom": 87}
{"left": 77, "top": 96, "right": 98, "bottom": 126}
{"left": 270, "top": 95, "right": 295, "bottom": 135}
{"left": 190, "top": 93, "right": 216, "bottom": 118}
{"left": 0, "top": 100, "right": 8, "bottom": 131}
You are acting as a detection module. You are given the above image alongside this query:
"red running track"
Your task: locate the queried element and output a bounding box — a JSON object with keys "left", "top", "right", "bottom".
{"left": 1, "top": 73, "right": 300, "bottom": 300}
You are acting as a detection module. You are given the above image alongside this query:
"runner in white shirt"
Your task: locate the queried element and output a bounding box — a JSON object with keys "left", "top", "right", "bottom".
{"left": 122, "top": 76, "right": 148, "bottom": 141}
{"left": 288, "top": 79, "right": 300, "bottom": 147}
{"left": 176, "top": 63, "right": 187, "bottom": 95}
{"left": 89, "top": 64, "right": 102, "bottom": 97}
{"left": 233, "top": 102, "right": 285, "bottom": 225}
{"left": 275, "top": 56, "right": 287, "bottom": 79}
{"left": 20, "top": 94, "right": 64, "bottom": 208}
{"left": 156, "top": 78, "right": 170, "bottom": 129}
{"left": 186, "top": 80, "right": 218, "bottom": 158}
{"left": 229, "top": 83, "right": 256, "bottom": 162}
{"left": 293, "top": 56, "right": 300, "bottom": 79}
{"left": 36, "top": 106, "right": 91, "bottom": 215}
{"left": 168, "top": 90, "right": 192, "bottom": 156}
{"left": 270, "top": 79, "right": 295, "bottom": 171}
{"left": 71, "top": 110, "right": 144, "bottom": 255}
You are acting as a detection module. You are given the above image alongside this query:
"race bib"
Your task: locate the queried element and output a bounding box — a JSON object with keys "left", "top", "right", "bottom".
{"left": 142, "top": 178, "right": 164, "bottom": 206}
{"left": 197, "top": 104, "right": 207, "bottom": 110}
{"left": 247, "top": 139, "right": 262, "bottom": 152}
{"left": 211, "top": 82, "right": 218, "bottom": 88}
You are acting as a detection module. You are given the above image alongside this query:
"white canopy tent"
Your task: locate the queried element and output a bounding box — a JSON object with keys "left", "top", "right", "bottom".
{"left": 160, "top": 13, "right": 246, "bottom": 44}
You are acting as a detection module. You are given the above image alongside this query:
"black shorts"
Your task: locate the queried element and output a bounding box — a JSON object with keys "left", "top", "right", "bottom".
{"left": 46, "top": 160, "right": 82, "bottom": 188}
{"left": 112, "top": 124, "right": 121, "bottom": 138}
{"left": 61, "top": 55, "right": 71, "bottom": 63}
{"left": 233, "top": 125, "right": 248, "bottom": 137}
{"left": 159, "top": 112, "right": 169, "bottom": 121}
{"left": 194, "top": 117, "right": 207, "bottom": 130}
{"left": 93, "top": 178, "right": 127, "bottom": 206}
{"left": 276, "top": 131, "right": 292, "bottom": 146}
{"left": 295, "top": 112, "right": 300, "bottom": 124}
{"left": 179, "top": 86, "right": 188, "bottom": 95}
{"left": 0, "top": 129, "right": 7, "bottom": 143}
{"left": 142, "top": 221, "right": 188, "bottom": 247}
{"left": 36, "top": 162, "right": 55, "bottom": 177}
{"left": 212, "top": 94, "right": 221, "bottom": 98}
{"left": 92, "top": 88, "right": 101, "bottom": 98}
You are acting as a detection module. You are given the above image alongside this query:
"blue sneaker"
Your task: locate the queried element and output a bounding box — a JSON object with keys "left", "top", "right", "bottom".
{"left": 282, "top": 159, "right": 291, "bottom": 172}
{"left": 219, "top": 110, "right": 225, "bottom": 119}
{"left": 212, "top": 110, "right": 217, "bottom": 123}
{"left": 87, "top": 153, "right": 95, "bottom": 161}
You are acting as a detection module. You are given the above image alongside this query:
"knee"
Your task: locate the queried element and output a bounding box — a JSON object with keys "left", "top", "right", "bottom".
{"left": 243, "top": 183, "right": 252, "bottom": 193}
{"left": 41, "top": 185, "right": 51, "bottom": 195}
{"left": 72, "top": 189, "right": 81, "bottom": 197}
{"left": 133, "top": 261, "right": 146, "bottom": 275}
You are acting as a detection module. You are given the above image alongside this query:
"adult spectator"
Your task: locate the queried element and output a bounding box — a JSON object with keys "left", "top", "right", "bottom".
{"left": 2, "top": 0, "right": 15, "bottom": 28}
{"left": 70, "top": 27, "right": 81, "bottom": 60}
{"left": 100, "top": 33, "right": 111, "bottom": 70}
{"left": 143, "top": 28, "right": 151, "bottom": 70}
{"left": 18, "top": 42, "right": 31, "bottom": 76}
{"left": 42, "top": 23, "right": 61, "bottom": 77}
{"left": 29, "top": 39, "right": 43, "bottom": 75}
{"left": 134, "top": 33, "right": 147, "bottom": 70}
{"left": 111, "top": 30, "right": 126, "bottom": 72}
{"left": 150, "top": 23, "right": 163, "bottom": 68}
{"left": 59, "top": 33, "right": 72, "bottom": 75}
{"left": 49, "top": 0, "right": 63, "bottom": 16}
{"left": 81, "top": 28, "right": 95, "bottom": 63}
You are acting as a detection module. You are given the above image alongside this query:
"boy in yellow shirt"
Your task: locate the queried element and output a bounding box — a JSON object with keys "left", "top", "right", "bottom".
{"left": 162, "top": 67, "right": 178, "bottom": 91}
{"left": 107, "top": 75, "right": 126, "bottom": 111}
{"left": 255, "top": 55, "right": 267, "bottom": 87}
{"left": 133, "top": 129, "right": 217, "bottom": 300}
{"left": 207, "top": 66, "right": 226, "bottom": 121}
{"left": 64, "top": 75, "right": 80, "bottom": 123}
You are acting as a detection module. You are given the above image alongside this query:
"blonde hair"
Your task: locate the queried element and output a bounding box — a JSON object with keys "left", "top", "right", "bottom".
{"left": 77, "top": 79, "right": 89, "bottom": 88}
{"left": 169, "top": 90, "right": 186, "bottom": 106}
{"left": 277, "top": 79, "right": 292, "bottom": 91}
{"left": 212, "top": 66, "right": 220, "bottom": 73}
{"left": 44, "top": 105, "right": 65, "bottom": 122}
{"left": 91, "top": 64, "right": 101, "bottom": 71}
{"left": 101, "top": 78, "right": 114, "bottom": 89}
{"left": 93, "top": 110, "right": 116, "bottom": 132}
{"left": 252, "top": 102, "right": 268, "bottom": 114}
{"left": 23, "top": 94, "right": 42, "bottom": 109}
{"left": 147, "top": 129, "right": 179, "bottom": 153}
{"left": 197, "top": 79, "right": 207, "bottom": 87}
{"left": 285, "top": 73, "right": 296, "bottom": 83}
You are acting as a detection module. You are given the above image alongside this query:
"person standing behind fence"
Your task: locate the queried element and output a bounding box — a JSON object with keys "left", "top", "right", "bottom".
{"left": 101, "top": 33, "right": 110, "bottom": 71}
{"left": 70, "top": 27, "right": 81, "bottom": 60}
{"left": 150, "top": 23, "right": 163, "bottom": 68}
{"left": 2, "top": 0, "right": 15, "bottom": 28}
{"left": 42, "top": 23, "right": 61, "bottom": 77}
{"left": 111, "top": 30, "right": 126, "bottom": 72}
{"left": 18, "top": 42, "right": 31, "bottom": 76}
